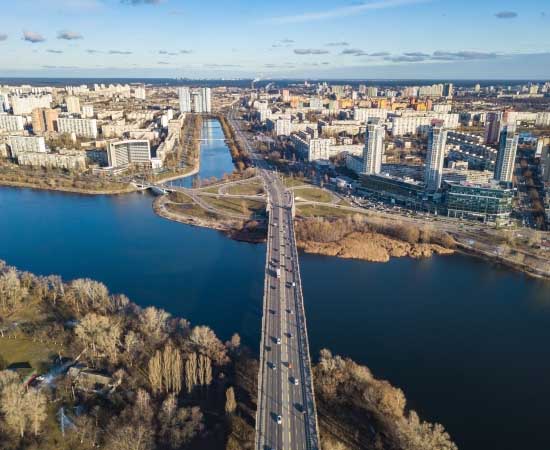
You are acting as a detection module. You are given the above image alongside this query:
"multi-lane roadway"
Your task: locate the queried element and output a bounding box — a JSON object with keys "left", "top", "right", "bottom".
{"left": 227, "top": 108, "right": 320, "bottom": 450}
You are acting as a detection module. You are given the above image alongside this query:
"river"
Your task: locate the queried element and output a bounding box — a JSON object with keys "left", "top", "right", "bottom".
{"left": 1, "top": 118, "right": 549, "bottom": 450}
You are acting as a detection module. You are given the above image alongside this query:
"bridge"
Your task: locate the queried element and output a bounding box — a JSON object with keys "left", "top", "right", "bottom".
{"left": 228, "top": 108, "right": 320, "bottom": 450}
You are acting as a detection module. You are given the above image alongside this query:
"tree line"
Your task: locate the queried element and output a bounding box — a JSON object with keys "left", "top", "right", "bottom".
{"left": 295, "top": 214, "right": 456, "bottom": 249}
{"left": 0, "top": 260, "right": 243, "bottom": 450}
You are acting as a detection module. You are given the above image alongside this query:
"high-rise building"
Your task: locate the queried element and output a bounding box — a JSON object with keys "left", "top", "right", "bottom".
{"left": 0, "top": 93, "right": 9, "bottom": 113}
{"left": 8, "top": 135, "right": 47, "bottom": 157}
{"left": 0, "top": 113, "right": 25, "bottom": 132}
{"left": 494, "top": 124, "right": 519, "bottom": 183}
{"left": 192, "top": 88, "right": 211, "bottom": 113}
{"left": 366, "top": 86, "right": 378, "bottom": 98}
{"left": 44, "top": 109, "right": 59, "bottom": 132}
{"left": 32, "top": 108, "right": 46, "bottom": 133}
{"left": 281, "top": 89, "right": 290, "bottom": 102}
{"left": 484, "top": 112, "right": 502, "bottom": 145}
{"left": 178, "top": 87, "right": 191, "bottom": 113}
{"left": 11, "top": 94, "right": 52, "bottom": 115}
{"left": 362, "top": 122, "right": 385, "bottom": 174}
{"left": 32, "top": 108, "right": 59, "bottom": 133}
{"left": 107, "top": 140, "right": 151, "bottom": 167}
{"left": 66, "top": 96, "right": 81, "bottom": 114}
{"left": 81, "top": 104, "right": 94, "bottom": 119}
{"left": 443, "top": 83, "right": 454, "bottom": 98}
{"left": 425, "top": 125, "right": 448, "bottom": 191}
{"left": 57, "top": 117, "right": 98, "bottom": 138}
{"left": 134, "top": 87, "right": 146, "bottom": 100}
{"left": 541, "top": 140, "right": 550, "bottom": 183}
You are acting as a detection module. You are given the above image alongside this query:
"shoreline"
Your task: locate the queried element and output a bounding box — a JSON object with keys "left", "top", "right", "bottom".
{"left": 0, "top": 179, "right": 137, "bottom": 195}
{"left": 152, "top": 195, "right": 550, "bottom": 281}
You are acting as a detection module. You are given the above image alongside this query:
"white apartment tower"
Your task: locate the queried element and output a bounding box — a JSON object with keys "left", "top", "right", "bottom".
{"left": 362, "top": 123, "right": 385, "bottom": 174}
{"left": 66, "top": 96, "right": 81, "bottom": 114}
{"left": 494, "top": 124, "right": 519, "bottom": 183}
{"left": 178, "top": 87, "right": 192, "bottom": 113}
{"left": 425, "top": 125, "right": 448, "bottom": 191}
{"left": 193, "top": 87, "right": 211, "bottom": 113}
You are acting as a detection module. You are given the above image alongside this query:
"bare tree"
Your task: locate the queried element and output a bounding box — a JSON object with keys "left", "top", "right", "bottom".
{"left": 75, "top": 313, "right": 121, "bottom": 363}
{"left": 139, "top": 306, "right": 170, "bottom": 343}
{"left": 25, "top": 389, "right": 47, "bottom": 436}
{"left": 225, "top": 387, "right": 237, "bottom": 415}
{"left": 189, "top": 325, "right": 227, "bottom": 364}
{"left": 1, "top": 383, "right": 27, "bottom": 437}
{"left": 0, "top": 268, "right": 27, "bottom": 313}
{"left": 148, "top": 350, "right": 163, "bottom": 394}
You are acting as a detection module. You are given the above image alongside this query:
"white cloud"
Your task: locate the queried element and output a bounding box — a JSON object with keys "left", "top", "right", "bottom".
{"left": 262, "top": 0, "right": 430, "bottom": 24}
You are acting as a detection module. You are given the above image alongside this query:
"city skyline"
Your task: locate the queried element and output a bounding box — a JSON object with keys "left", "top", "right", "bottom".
{"left": 0, "top": 0, "right": 549, "bottom": 79}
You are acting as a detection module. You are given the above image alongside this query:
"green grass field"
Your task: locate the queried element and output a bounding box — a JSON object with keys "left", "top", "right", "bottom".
{"left": 226, "top": 181, "right": 264, "bottom": 196}
{"left": 283, "top": 176, "right": 310, "bottom": 188}
{"left": 293, "top": 187, "right": 333, "bottom": 203}
{"left": 204, "top": 197, "right": 266, "bottom": 218}
{"left": 0, "top": 338, "right": 56, "bottom": 372}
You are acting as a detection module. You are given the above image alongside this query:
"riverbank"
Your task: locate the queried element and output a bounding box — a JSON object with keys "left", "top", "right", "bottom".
{"left": 153, "top": 195, "right": 267, "bottom": 243}
{"left": 0, "top": 177, "right": 136, "bottom": 195}
{"left": 297, "top": 230, "right": 454, "bottom": 262}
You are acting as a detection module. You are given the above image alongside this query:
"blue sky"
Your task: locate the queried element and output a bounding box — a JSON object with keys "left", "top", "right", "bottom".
{"left": 0, "top": 0, "right": 548, "bottom": 79}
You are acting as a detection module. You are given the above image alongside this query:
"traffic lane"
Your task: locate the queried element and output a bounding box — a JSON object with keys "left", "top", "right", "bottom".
{"left": 286, "top": 249, "right": 309, "bottom": 450}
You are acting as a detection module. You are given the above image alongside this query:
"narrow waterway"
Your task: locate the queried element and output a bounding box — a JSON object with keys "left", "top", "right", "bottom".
{"left": 1, "top": 119, "right": 549, "bottom": 450}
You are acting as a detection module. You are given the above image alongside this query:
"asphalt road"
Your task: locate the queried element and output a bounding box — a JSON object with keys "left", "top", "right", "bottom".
{"left": 227, "top": 107, "right": 319, "bottom": 450}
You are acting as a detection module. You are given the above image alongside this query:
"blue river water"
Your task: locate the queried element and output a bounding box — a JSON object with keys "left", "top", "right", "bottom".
{"left": 1, "top": 119, "right": 549, "bottom": 450}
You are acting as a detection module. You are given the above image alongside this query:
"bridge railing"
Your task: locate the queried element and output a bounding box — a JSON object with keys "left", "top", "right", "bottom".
{"left": 286, "top": 193, "right": 320, "bottom": 450}
{"left": 254, "top": 180, "right": 271, "bottom": 450}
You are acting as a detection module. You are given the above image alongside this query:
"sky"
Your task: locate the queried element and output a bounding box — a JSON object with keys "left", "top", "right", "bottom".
{"left": 0, "top": 0, "right": 548, "bottom": 79}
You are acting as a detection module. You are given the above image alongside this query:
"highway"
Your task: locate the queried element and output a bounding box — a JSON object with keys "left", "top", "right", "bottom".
{"left": 228, "top": 107, "right": 320, "bottom": 450}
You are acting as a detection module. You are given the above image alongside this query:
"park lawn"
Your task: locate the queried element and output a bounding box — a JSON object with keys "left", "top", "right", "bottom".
{"left": 226, "top": 180, "right": 264, "bottom": 196}
{"left": 293, "top": 187, "right": 333, "bottom": 203}
{"left": 283, "top": 176, "right": 310, "bottom": 188}
{"left": 0, "top": 338, "right": 56, "bottom": 373}
{"left": 204, "top": 197, "right": 266, "bottom": 218}
{"left": 296, "top": 204, "right": 366, "bottom": 219}
{"left": 166, "top": 202, "right": 220, "bottom": 221}
{"left": 202, "top": 185, "right": 222, "bottom": 194}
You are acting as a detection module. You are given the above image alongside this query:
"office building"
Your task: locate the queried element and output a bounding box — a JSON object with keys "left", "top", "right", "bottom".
{"left": 66, "top": 96, "right": 81, "bottom": 114}
{"left": 362, "top": 123, "right": 385, "bottom": 174}
{"left": 494, "top": 125, "right": 519, "bottom": 183}
{"left": 57, "top": 117, "right": 98, "bottom": 138}
{"left": 425, "top": 125, "right": 448, "bottom": 191}
{"left": 178, "top": 87, "right": 191, "bottom": 113}
{"left": 107, "top": 139, "right": 152, "bottom": 167}
{"left": 445, "top": 181, "right": 514, "bottom": 225}
{"left": 484, "top": 112, "right": 502, "bottom": 145}
{"left": 0, "top": 113, "right": 25, "bottom": 132}
{"left": 443, "top": 83, "right": 454, "bottom": 98}
{"left": 8, "top": 136, "right": 46, "bottom": 157}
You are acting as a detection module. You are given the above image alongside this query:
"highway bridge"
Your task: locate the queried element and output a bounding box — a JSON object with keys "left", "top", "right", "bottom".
{"left": 228, "top": 108, "right": 320, "bottom": 450}
{"left": 137, "top": 107, "right": 321, "bottom": 449}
